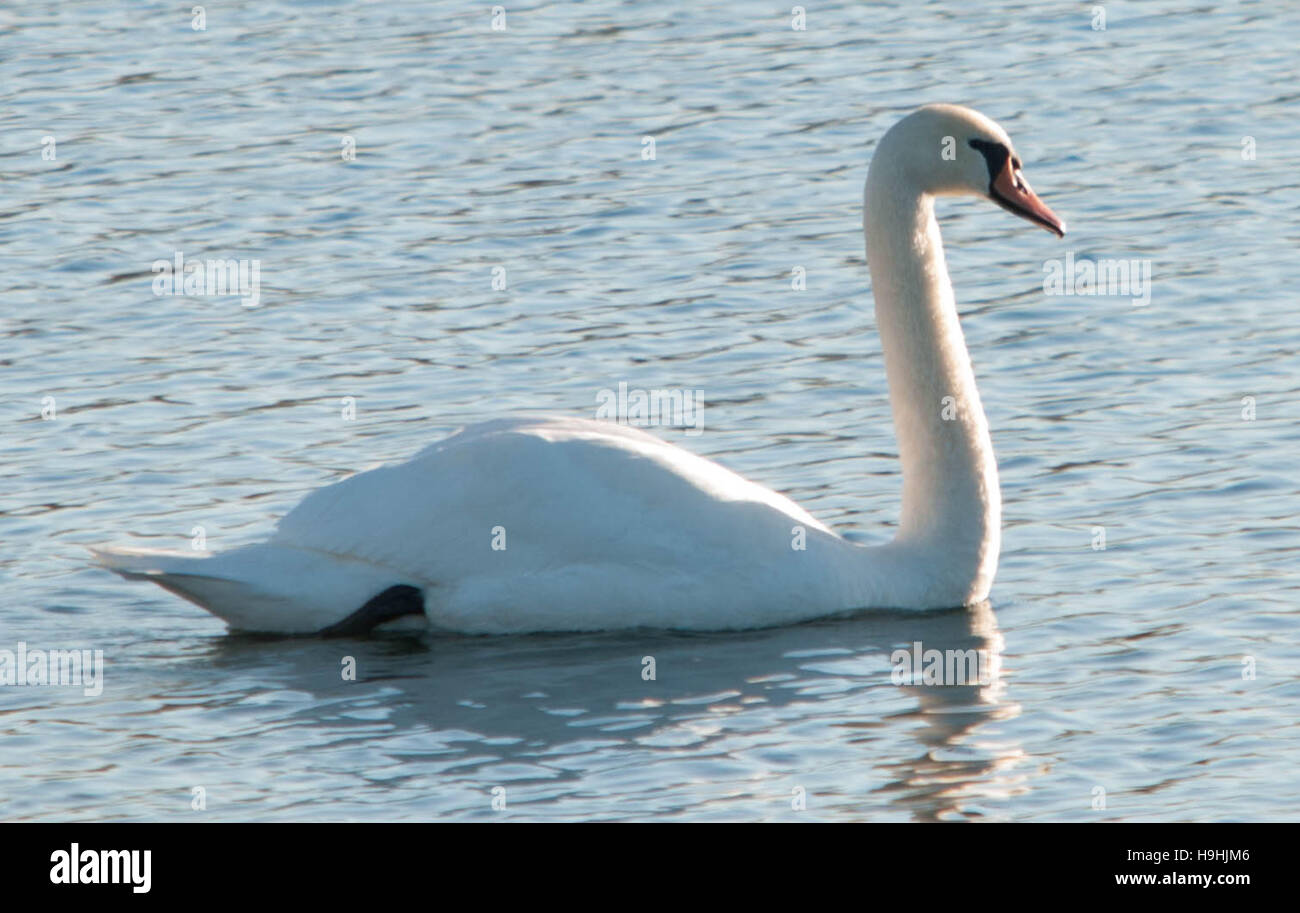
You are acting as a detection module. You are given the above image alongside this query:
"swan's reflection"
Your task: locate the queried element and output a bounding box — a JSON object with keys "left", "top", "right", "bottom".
{"left": 191, "top": 604, "right": 1021, "bottom": 820}
{"left": 867, "top": 602, "right": 1027, "bottom": 821}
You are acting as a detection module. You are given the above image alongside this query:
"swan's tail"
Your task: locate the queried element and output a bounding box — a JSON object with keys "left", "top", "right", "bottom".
{"left": 92, "top": 544, "right": 425, "bottom": 634}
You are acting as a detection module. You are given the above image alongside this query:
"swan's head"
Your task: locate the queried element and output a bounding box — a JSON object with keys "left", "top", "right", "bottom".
{"left": 875, "top": 104, "right": 1066, "bottom": 237}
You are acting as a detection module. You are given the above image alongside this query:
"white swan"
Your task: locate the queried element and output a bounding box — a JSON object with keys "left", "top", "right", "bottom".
{"left": 96, "top": 105, "right": 1064, "bottom": 635}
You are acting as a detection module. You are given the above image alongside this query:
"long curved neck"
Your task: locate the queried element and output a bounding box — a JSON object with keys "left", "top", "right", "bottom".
{"left": 862, "top": 164, "right": 1000, "bottom": 601}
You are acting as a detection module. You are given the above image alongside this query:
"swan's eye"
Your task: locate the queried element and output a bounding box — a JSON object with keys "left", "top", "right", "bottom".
{"left": 1011, "top": 156, "right": 1022, "bottom": 171}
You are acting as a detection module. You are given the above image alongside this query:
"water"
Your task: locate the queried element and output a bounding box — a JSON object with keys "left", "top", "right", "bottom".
{"left": 2, "top": 0, "right": 1298, "bottom": 821}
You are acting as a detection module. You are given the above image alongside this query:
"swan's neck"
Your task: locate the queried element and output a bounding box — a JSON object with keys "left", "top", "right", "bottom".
{"left": 862, "top": 170, "right": 1000, "bottom": 601}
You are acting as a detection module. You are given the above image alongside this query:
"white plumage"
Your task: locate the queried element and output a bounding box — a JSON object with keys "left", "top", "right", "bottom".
{"left": 97, "top": 105, "right": 1065, "bottom": 634}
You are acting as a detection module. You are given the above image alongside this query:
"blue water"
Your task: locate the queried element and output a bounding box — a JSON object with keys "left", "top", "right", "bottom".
{"left": 2, "top": 0, "right": 1298, "bottom": 820}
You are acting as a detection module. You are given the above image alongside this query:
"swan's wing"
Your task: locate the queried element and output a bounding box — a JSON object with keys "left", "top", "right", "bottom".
{"left": 271, "top": 416, "right": 835, "bottom": 584}
{"left": 100, "top": 417, "right": 854, "bottom": 633}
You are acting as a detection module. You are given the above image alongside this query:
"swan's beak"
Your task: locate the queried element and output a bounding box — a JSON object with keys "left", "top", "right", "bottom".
{"left": 990, "top": 162, "right": 1066, "bottom": 237}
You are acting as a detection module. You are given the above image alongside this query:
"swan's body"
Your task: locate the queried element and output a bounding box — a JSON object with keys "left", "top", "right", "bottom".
{"left": 98, "top": 105, "right": 1064, "bottom": 635}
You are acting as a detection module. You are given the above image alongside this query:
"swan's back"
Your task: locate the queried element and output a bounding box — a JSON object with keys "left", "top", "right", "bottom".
{"left": 262, "top": 416, "right": 852, "bottom": 631}
{"left": 98, "top": 416, "right": 864, "bottom": 633}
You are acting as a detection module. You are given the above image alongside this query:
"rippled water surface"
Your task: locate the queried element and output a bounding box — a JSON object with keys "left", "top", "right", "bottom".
{"left": 2, "top": 1, "right": 1299, "bottom": 821}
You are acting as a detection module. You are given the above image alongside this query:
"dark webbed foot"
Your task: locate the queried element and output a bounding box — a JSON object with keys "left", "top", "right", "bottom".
{"left": 319, "top": 584, "right": 425, "bottom": 637}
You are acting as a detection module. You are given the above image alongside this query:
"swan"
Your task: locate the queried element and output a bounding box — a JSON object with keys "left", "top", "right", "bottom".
{"left": 96, "top": 104, "right": 1065, "bottom": 635}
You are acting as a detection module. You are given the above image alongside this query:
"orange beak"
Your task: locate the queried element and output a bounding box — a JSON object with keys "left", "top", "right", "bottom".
{"left": 990, "top": 157, "right": 1066, "bottom": 238}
